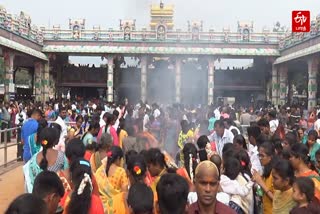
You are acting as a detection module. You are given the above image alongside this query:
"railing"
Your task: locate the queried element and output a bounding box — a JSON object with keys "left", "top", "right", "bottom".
{"left": 42, "top": 29, "right": 285, "bottom": 44}
{"left": 0, "top": 127, "right": 22, "bottom": 168}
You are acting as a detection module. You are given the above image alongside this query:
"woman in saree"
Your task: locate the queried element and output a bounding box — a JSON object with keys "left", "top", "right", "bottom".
{"left": 97, "top": 112, "right": 119, "bottom": 146}
{"left": 90, "top": 132, "right": 113, "bottom": 173}
{"left": 145, "top": 148, "right": 169, "bottom": 198}
{"left": 290, "top": 143, "right": 320, "bottom": 201}
{"left": 67, "top": 115, "right": 84, "bottom": 141}
{"left": 105, "top": 154, "right": 148, "bottom": 214}
{"left": 23, "top": 127, "right": 69, "bottom": 193}
{"left": 177, "top": 120, "right": 194, "bottom": 165}
{"left": 176, "top": 143, "right": 197, "bottom": 190}
{"left": 95, "top": 146, "right": 129, "bottom": 212}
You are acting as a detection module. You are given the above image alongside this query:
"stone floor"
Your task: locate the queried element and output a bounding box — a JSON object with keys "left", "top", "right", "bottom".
{"left": 0, "top": 165, "right": 24, "bottom": 213}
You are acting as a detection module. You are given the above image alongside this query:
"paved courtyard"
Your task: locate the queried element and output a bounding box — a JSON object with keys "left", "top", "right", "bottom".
{"left": 0, "top": 165, "right": 24, "bottom": 213}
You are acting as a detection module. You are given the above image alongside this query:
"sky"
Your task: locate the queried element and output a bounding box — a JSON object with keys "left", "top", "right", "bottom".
{"left": 1, "top": 0, "right": 320, "bottom": 67}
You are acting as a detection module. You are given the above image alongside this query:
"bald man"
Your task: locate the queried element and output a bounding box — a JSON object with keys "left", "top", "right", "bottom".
{"left": 188, "top": 161, "right": 236, "bottom": 214}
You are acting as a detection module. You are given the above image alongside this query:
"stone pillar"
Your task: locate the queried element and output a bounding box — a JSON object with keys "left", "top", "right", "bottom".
{"left": 140, "top": 56, "right": 147, "bottom": 103}
{"left": 271, "top": 64, "right": 279, "bottom": 105}
{"left": 48, "top": 73, "right": 55, "bottom": 100}
{"left": 3, "top": 51, "right": 15, "bottom": 101}
{"left": 279, "top": 65, "right": 288, "bottom": 106}
{"left": 34, "top": 61, "right": 43, "bottom": 102}
{"left": 208, "top": 58, "right": 215, "bottom": 105}
{"left": 175, "top": 58, "right": 181, "bottom": 103}
{"left": 308, "top": 56, "right": 319, "bottom": 110}
{"left": 42, "top": 62, "right": 50, "bottom": 102}
{"left": 107, "top": 55, "right": 114, "bottom": 102}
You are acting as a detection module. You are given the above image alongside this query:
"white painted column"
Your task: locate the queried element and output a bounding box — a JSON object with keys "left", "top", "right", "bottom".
{"left": 271, "top": 64, "right": 279, "bottom": 105}
{"left": 279, "top": 65, "right": 288, "bottom": 106}
{"left": 208, "top": 58, "right": 215, "bottom": 105}
{"left": 4, "top": 51, "right": 15, "bottom": 101}
{"left": 107, "top": 55, "right": 114, "bottom": 102}
{"left": 175, "top": 57, "right": 181, "bottom": 103}
{"left": 140, "top": 56, "right": 147, "bottom": 103}
{"left": 42, "top": 62, "right": 50, "bottom": 102}
{"left": 34, "top": 61, "right": 43, "bottom": 102}
{"left": 308, "top": 56, "right": 319, "bottom": 110}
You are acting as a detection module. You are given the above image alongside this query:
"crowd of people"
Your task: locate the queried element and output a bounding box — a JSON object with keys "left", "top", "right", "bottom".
{"left": 3, "top": 98, "right": 320, "bottom": 214}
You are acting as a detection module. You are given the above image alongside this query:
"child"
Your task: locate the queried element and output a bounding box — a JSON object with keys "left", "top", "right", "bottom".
{"left": 220, "top": 157, "right": 254, "bottom": 214}
{"left": 290, "top": 177, "right": 320, "bottom": 213}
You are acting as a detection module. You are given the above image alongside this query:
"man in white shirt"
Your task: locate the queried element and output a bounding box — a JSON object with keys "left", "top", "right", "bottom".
{"left": 314, "top": 112, "right": 320, "bottom": 135}
{"left": 152, "top": 103, "right": 161, "bottom": 119}
{"left": 54, "top": 107, "right": 67, "bottom": 152}
{"left": 267, "top": 111, "right": 279, "bottom": 134}
{"left": 15, "top": 107, "right": 27, "bottom": 125}
{"left": 223, "top": 118, "right": 241, "bottom": 135}
{"left": 214, "top": 107, "right": 221, "bottom": 120}
{"left": 209, "top": 120, "right": 234, "bottom": 156}
{"left": 247, "top": 126, "right": 263, "bottom": 175}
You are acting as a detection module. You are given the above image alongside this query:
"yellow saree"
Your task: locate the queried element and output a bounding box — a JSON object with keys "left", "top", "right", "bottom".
{"left": 95, "top": 164, "right": 128, "bottom": 212}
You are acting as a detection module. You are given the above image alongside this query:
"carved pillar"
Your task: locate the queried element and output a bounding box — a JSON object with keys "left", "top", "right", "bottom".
{"left": 140, "top": 56, "right": 147, "bottom": 103}
{"left": 271, "top": 64, "right": 279, "bottom": 105}
{"left": 279, "top": 65, "right": 288, "bottom": 106}
{"left": 3, "top": 51, "right": 15, "bottom": 101}
{"left": 175, "top": 57, "right": 181, "bottom": 103}
{"left": 308, "top": 56, "right": 319, "bottom": 110}
{"left": 42, "top": 62, "right": 50, "bottom": 102}
{"left": 208, "top": 58, "right": 215, "bottom": 105}
{"left": 49, "top": 73, "right": 55, "bottom": 100}
{"left": 34, "top": 61, "right": 43, "bottom": 102}
{"left": 107, "top": 55, "right": 114, "bottom": 102}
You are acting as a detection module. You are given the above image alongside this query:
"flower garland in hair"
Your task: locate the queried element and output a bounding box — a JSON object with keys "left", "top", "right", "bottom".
{"left": 42, "top": 140, "right": 48, "bottom": 146}
{"left": 240, "top": 161, "right": 246, "bottom": 167}
{"left": 107, "top": 151, "right": 112, "bottom": 158}
{"left": 205, "top": 142, "right": 213, "bottom": 159}
{"left": 189, "top": 153, "right": 194, "bottom": 182}
{"left": 133, "top": 166, "right": 142, "bottom": 175}
{"left": 77, "top": 173, "right": 93, "bottom": 195}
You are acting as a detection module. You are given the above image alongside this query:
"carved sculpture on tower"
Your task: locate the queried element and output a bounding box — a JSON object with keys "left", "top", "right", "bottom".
{"left": 262, "top": 27, "right": 270, "bottom": 43}
{"left": 69, "top": 18, "right": 85, "bottom": 39}
{"left": 157, "top": 25, "right": 166, "bottom": 40}
{"left": 120, "top": 19, "right": 136, "bottom": 40}
{"left": 223, "top": 27, "right": 230, "bottom": 43}
{"left": 150, "top": 0, "right": 174, "bottom": 41}
{"left": 316, "top": 14, "right": 320, "bottom": 33}
{"left": 238, "top": 21, "right": 253, "bottom": 42}
{"left": 19, "top": 11, "right": 31, "bottom": 36}
{"left": 4, "top": 13, "right": 12, "bottom": 29}
{"left": 93, "top": 25, "right": 100, "bottom": 40}
{"left": 12, "top": 15, "right": 19, "bottom": 33}
{"left": 0, "top": 5, "right": 7, "bottom": 26}
{"left": 188, "top": 21, "right": 203, "bottom": 40}
{"left": 53, "top": 25, "right": 61, "bottom": 40}
{"left": 311, "top": 20, "right": 317, "bottom": 36}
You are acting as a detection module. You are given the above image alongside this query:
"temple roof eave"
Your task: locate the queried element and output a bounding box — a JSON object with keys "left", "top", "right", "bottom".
{"left": 274, "top": 43, "right": 320, "bottom": 64}
{"left": 42, "top": 45, "right": 280, "bottom": 56}
{"left": 0, "top": 36, "right": 48, "bottom": 61}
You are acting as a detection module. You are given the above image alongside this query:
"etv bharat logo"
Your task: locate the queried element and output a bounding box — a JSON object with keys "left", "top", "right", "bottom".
{"left": 292, "top": 11, "right": 310, "bottom": 32}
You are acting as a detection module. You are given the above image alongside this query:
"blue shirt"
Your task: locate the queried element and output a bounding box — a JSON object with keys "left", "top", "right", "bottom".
{"left": 21, "top": 119, "right": 39, "bottom": 162}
